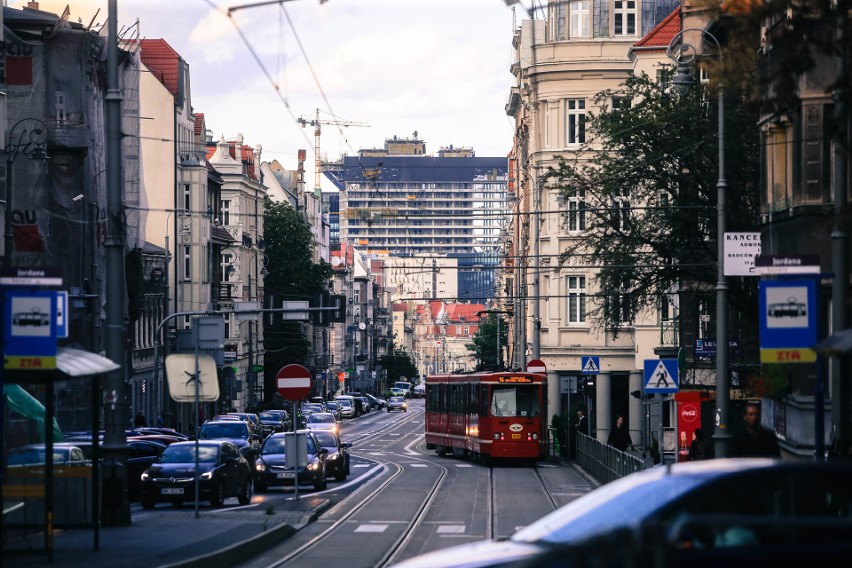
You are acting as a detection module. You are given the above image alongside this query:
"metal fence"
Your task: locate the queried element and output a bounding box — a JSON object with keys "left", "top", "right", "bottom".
{"left": 576, "top": 432, "right": 646, "bottom": 484}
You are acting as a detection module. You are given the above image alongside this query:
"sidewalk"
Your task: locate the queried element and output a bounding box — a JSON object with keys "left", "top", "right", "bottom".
{"left": 1, "top": 496, "right": 331, "bottom": 568}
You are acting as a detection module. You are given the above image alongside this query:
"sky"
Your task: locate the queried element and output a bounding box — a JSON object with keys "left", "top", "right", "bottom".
{"left": 13, "top": 0, "right": 521, "bottom": 189}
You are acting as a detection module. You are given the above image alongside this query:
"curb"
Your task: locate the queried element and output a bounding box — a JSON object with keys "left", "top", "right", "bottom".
{"left": 157, "top": 500, "right": 333, "bottom": 568}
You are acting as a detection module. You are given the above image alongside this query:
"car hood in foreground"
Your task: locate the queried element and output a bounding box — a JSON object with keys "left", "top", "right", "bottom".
{"left": 391, "top": 539, "right": 542, "bottom": 568}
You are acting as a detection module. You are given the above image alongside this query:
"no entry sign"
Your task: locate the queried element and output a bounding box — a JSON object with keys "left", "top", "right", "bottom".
{"left": 526, "top": 359, "right": 546, "bottom": 374}
{"left": 276, "top": 364, "right": 312, "bottom": 401}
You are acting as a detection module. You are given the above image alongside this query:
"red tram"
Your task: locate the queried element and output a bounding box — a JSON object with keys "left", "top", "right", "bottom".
{"left": 424, "top": 371, "right": 546, "bottom": 462}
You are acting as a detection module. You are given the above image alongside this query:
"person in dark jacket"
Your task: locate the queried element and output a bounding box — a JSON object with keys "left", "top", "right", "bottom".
{"left": 607, "top": 415, "right": 632, "bottom": 452}
{"left": 731, "top": 403, "right": 781, "bottom": 458}
{"left": 688, "top": 428, "right": 714, "bottom": 460}
{"left": 576, "top": 409, "right": 589, "bottom": 436}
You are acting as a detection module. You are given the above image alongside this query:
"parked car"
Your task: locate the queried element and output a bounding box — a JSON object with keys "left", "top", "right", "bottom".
{"left": 253, "top": 431, "right": 328, "bottom": 492}
{"left": 126, "top": 439, "right": 168, "bottom": 500}
{"left": 305, "top": 412, "right": 339, "bottom": 434}
{"left": 356, "top": 396, "right": 372, "bottom": 414}
{"left": 199, "top": 420, "right": 261, "bottom": 465}
{"left": 311, "top": 429, "right": 351, "bottom": 482}
{"left": 334, "top": 396, "right": 356, "bottom": 418}
{"left": 7, "top": 443, "right": 87, "bottom": 466}
{"left": 139, "top": 440, "right": 252, "bottom": 509}
{"left": 387, "top": 396, "right": 407, "bottom": 412}
{"left": 364, "top": 393, "right": 385, "bottom": 410}
{"left": 392, "top": 459, "right": 852, "bottom": 567}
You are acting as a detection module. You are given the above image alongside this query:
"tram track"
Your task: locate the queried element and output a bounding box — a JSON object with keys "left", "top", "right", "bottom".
{"left": 254, "top": 408, "right": 450, "bottom": 568}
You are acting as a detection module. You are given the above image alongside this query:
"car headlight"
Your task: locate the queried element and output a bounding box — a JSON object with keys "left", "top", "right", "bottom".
{"left": 255, "top": 461, "right": 266, "bottom": 472}
{"left": 307, "top": 462, "right": 319, "bottom": 471}
{"left": 200, "top": 471, "right": 213, "bottom": 480}
{"left": 141, "top": 472, "right": 149, "bottom": 481}
{"left": 327, "top": 453, "right": 339, "bottom": 461}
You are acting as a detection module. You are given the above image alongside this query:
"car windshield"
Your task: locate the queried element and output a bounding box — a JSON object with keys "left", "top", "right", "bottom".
{"left": 389, "top": 397, "right": 404, "bottom": 403}
{"left": 312, "top": 431, "right": 337, "bottom": 447}
{"left": 336, "top": 400, "right": 352, "bottom": 408}
{"left": 258, "top": 412, "right": 279, "bottom": 421}
{"left": 512, "top": 472, "right": 707, "bottom": 545}
{"left": 490, "top": 386, "right": 540, "bottom": 417}
{"left": 308, "top": 414, "right": 335, "bottom": 423}
{"left": 200, "top": 423, "right": 248, "bottom": 440}
{"left": 262, "top": 435, "right": 318, "bottom": 455}
{"left": 160, "top": 445, "right": 218, "bottom": 463}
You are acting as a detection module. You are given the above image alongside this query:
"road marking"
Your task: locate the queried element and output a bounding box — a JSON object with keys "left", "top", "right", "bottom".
{"left": 352, "top": 464, "right": 371, "bottom": 468}
{"left": 455, "top": 464, "right": 474, "bottom": 468}
{"left": 437, "top": 525, "right": 466, "bottom": 534}
{"left": 355, "top": 524, "right": 388, "bottom": 533}
{"left": 410, "top": 463, "right": 429, "bottom": 467}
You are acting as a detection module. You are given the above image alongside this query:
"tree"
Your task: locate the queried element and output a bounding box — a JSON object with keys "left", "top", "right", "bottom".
{"left": 379, "top": 347, "right": 418, "bottom": 385}
{"left": 262, "top": 198, "right": 333, "bottom": 400}
{"left": 466, "top": 313, "right": 509, "bottom": 371}
{"left": 550, "top": 70, "right": 761, "bottom": 335}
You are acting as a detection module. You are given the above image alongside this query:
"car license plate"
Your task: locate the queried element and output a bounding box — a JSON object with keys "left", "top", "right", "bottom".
{"left": 161, "top": 488, "right": 184, "bottom": 495}
{"left": 277, "top": 472, "right": 295, "bottom": 479}
{"left": 512, "top": 434, "right": 521, "bottom": 439}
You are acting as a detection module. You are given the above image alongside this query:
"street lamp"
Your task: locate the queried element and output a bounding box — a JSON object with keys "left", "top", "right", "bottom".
{"left": 4, "top": 118, "right": 50, "bottom": 269}
{"left": 667, "top": 29, "right": 731, "bottom": 457}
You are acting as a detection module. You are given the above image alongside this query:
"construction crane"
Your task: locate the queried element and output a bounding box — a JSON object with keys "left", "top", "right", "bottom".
{"left": 297, "top": 109, "right": 369, "bottom": 193}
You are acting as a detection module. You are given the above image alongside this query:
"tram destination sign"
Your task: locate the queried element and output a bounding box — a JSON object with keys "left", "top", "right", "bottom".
{"left": 497, "top": 375, "right": 534, "bottom": 383}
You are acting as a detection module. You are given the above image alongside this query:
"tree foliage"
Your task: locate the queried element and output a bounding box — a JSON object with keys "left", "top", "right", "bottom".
{"left": 466, "top": 314, "right": 509, "bottom": 371}
{"left": 262, "top": 198, "right": 333, "bottom": 400}
{"left": 550, "top": 71, "right": 761, "bottom": 332}
{"left": 379, "top": 346, "right": 419, "bottom": 384}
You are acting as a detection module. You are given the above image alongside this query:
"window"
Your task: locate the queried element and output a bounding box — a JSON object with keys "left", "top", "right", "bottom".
{"left": 614, "top": 0, "right": 637, "bottom": 36}
{"left": 221, "top": 199, "right": 231, "bottom": 225}
{"left": 567, "top": 276, "right": 586, "bottom": 324}
{"left": 569, "top": 1, "right": 590, "bottom": 38}
{"left": 183, "top": 245, "right": 191, "bottom": 281}
{"left": 221, "top": 253, "right": 233, "bottom": 282}
{"left": 224, "top": 312, "right": 231, "bottom": 339}
{"left": 610, "top": 277, "right": 634, "bottom": 324}
{"left": 612, "top": 96, "right": 631, "bottom": 111}
{"left": 566, "top": 99, "right": 586, "bottom": 145}
{"left": 612, "top": 187, "right": 630, "bottom": 231}
{"left": 550, "top": 0, "right": 567, "bottom": 40}
{"left": 567, "top": 187, "right": 586, "bottom": 232}
{"left": 55, "top": 91, "right": 67, "bottom": 122}
{"left": 183, "top": 184, "right": 191, "bottom": 215}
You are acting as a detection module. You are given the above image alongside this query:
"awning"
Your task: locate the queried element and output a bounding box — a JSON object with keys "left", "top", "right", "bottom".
{"left": 56, "top": 347, "right": 121, "bottom": 377}
{"left": 815, "top": 328, "right": 852, "bottom": 356}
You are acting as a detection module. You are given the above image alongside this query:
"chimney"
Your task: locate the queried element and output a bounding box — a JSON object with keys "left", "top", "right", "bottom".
{"left": 26, "top": 1, "right": 40, "bottom": 9}
{"left": 234, "top": 133, "right": 244, "bottom": 162}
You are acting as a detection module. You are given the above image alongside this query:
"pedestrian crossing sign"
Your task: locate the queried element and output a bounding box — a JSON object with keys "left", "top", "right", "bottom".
{"left": 643, "top": 359, "right": 679, "bottom": 394}
{"left": 581, "top": 356, "right": 600, "bottom": 375}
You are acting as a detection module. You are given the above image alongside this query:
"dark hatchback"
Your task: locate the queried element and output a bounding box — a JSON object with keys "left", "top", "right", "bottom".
{"left": 258, "top": 410, "right": 292, "bottom": 436}
{"left": 311, "top": 429, "right": 351, "bottom": 481}
{"left": 139, "top": 441, "right": 252, "bottom": 509}
{"left": 254, "top": 431, "right": 328, "bottom": 492}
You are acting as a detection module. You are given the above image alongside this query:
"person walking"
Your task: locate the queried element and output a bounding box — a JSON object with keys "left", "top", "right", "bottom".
{"left": 688, "top": 428, "right": 714, "bottom": 460}
{"left": 134, "top": 410, "right": 148, "bottom": 428}
{"left": 576, "top": 409, "right": 589, "bottom": 436}
{"left": 731, "top": 403, "right": 781, "bottom": 458}
{"left": 607, "top": 415, "right": 632, "bottom": 452}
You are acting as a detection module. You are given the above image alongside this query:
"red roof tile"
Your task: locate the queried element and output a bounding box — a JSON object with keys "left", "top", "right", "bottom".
{"left": 194, "top": 112, "right": 205, "bottom": 137}
{"left": 137, "top": 38, "right": 181, "bottom": 97}
{"left": 633, "top": 7, "right": 680, "bottom": 49}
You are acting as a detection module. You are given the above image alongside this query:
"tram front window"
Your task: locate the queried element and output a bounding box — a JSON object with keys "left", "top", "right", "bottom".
{"left": 491, "top": 387, "right": 540, "bottom": 417}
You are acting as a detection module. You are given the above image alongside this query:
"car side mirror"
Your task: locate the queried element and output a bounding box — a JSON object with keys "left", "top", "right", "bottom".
{"left": 319, "top": 448, "right": 329, "bottom": 455}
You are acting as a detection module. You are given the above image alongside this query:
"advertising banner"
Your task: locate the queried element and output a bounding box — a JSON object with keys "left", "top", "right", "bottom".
{"left": 675, "top": 391, "right": 702, "bottom": 462}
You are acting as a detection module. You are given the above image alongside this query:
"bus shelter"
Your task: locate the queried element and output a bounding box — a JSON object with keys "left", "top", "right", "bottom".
{"left": 2, "top": 347, "right": 119, "bottom": 561}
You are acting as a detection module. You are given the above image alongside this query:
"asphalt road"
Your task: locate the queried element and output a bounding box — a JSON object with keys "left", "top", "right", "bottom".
{"left": 228, "top": 399, "right": 595, "bottom": 568}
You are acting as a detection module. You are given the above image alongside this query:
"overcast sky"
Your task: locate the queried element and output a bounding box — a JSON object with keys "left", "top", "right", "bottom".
{"left": 15, "top": 0, "right": 519, "bottom": 188}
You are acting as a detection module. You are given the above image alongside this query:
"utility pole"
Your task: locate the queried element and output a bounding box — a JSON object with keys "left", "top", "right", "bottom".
{"left": 531, "top": 171, "right": 541, "bottom": 361}
{"left": 103, "top": 0, "right": 130, "bottom": 525}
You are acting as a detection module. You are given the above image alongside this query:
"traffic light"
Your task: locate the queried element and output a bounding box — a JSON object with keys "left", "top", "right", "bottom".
{"left": 330, "top": 294, "right": 346, "bottom": 323}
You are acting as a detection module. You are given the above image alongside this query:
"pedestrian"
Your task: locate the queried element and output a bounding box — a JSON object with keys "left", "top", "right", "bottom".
{"left": 607, "top": 415, "right": 632, "bottom": 452}
{"left": 134, "top": 410, "right": 147, "bottom": 428}
{"left": 731, "top": 402, "right": 781, "bottom": 458}
{"left": 156, "top": 411, "right": 164, "bottom": 427}
{"left": 576, "top": 408, "right": 589, "bottom": 436}
{"left": 688, "top": 428, "right": 713, "bottom": 461}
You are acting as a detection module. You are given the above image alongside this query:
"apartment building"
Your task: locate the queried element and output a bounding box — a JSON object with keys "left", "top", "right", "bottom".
{"left": 506, "top": 1, "right": 680, "bottom": 445}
